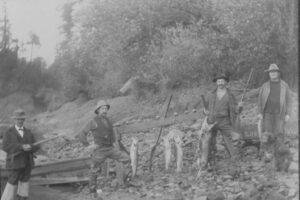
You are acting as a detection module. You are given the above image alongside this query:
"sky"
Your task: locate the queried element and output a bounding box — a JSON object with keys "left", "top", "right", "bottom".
{"left": 1, "top": 0, "right": 69, "bottom": 65}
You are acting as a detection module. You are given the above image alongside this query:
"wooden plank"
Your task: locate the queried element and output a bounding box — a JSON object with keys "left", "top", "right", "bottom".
{"left": 32, "top": 157, "right": 91, "bottom": 176}
{"left": 0, "top": 157, "right": 91, "bottom": 178}
{"left": 31, "top": 177, "right": 89, "bottom": 186}
{"left": 119, "top": 111, "right": 202, "bottom": 134}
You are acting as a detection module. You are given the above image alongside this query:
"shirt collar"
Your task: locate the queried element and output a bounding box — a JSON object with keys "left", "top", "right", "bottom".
{"left": 15, "top": 125, "right": 24, "bottom": 131}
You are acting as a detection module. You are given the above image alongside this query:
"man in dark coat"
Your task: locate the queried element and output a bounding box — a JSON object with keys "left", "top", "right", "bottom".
{"left": 203, "top": 73, "right": 243, "bottom": 168}
{"left": 1, "top": 109, "right": 39, "bottom": 200}
{"left": 79, "top": 100, "right": 136, "bottom": 198}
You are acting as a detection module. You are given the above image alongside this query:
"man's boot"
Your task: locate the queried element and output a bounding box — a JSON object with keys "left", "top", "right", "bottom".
{"left": 16, "top": 181, "right": 29, "bottom": 200}
{"left": 1, "top": 182, "right": 17, "bottom": 200}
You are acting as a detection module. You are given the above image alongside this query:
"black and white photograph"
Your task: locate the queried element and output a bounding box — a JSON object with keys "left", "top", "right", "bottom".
{"left": 0, "top": 0, "right": 298, "bottom": 199}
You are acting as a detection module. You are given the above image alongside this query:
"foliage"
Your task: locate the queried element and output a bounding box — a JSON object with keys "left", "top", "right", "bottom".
{"left": 53, "top": 0, "right": 298, "bottom": 99}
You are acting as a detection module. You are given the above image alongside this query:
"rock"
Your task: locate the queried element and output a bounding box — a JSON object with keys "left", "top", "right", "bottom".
{"left": 265, "top": 190, "right": 287, "bottom": 200}
{"left": 288, "top": 162, "right": 298, "bottom": 173}
{"left": 207, "top": 190, "right": 225, "bottom": 200}
{"left": 144, "top": 174, "right": 154, "bottom": 183}
{"left": 231, "top": 131, "right": 241, "bottom": 141}
{"left": 244, "top": 185, "right": 259, "bottom": 199}
{"left": 288, "top": 188, "right": 297, "bottom": 198}
{"left": 222, "top": 175, "right": 233, "bottom": 181}
{"left": 232, "top": 192, "right": 245, "bottom": 200}
{"left": 190, "top": 122, "right": 202, "bottom": 130}
{"left": 231, "top": 182, "right": 242, "bottom": 194}
{"left": 173, "top": 190, "right": 184, "bottom": 200}
{"left": 216, "top": 144, "right": 225, "bottom": 151}
{"left": 110, "top": 179, "right": 119, "bottom": 188}
{"left": 196, "top": 196, "right": 206, "bottom": 200}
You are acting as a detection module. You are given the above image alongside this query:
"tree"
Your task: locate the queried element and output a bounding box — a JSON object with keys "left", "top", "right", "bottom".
{"left": 55, "top": 0, "right": 298, "bottom": 99}
{"left": 27, "top": 33, "right": 41, "bottom": 62}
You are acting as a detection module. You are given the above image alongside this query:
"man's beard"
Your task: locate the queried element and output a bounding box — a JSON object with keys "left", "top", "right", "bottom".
{"left": 100, "top": 113, "right": 107, "bottom": 117}
{"left": 217, "top": 84, "right": 225, "bottom": 89}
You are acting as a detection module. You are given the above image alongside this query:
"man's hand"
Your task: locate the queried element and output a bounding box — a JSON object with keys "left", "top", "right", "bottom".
{"left": 285, "top": 115, "right": 290, "bottom": 122}
{"left": 203, "top": 108, "right": 209, "bottom": 115}
{"left": 237, "top": 102, "right": 244, "bottom": 113}
{"left": 113, "top": 142, "right": 120, "bottom": 150}
{"left": 237, "top": 101, "right": 243, "bottom": 108}
{"left": 257, "top": 114, "right": 263, "bottom": 121}
{"left": 22, "top": 144, "right": 32, "bottom": 151}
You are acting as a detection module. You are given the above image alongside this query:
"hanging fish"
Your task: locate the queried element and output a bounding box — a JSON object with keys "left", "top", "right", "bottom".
{"left": 174, "top": 135, "right": 183, "bottom": 173}
{"left": 130, "top": 137, "right": 138, "bottom": 177}
{"left": 257, "top": 119, "right": 262, "bottom": 142}
{"left": 163, "top": 136, "right": 171, "bottom": 171}
{"left": 199, "top": 117, "right": 216, "bottom": 168}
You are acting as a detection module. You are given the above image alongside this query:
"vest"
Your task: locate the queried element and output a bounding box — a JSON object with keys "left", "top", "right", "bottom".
{"left": 92, "top": 116, "right": 114, "bottom": 147}
{"left": 213, "top": 92, "right": 229, "bottom": 117}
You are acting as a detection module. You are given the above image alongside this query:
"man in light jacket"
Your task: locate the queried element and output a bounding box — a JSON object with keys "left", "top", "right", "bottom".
{"left": 257, "top": 63, "right": 292, "bottom": 140}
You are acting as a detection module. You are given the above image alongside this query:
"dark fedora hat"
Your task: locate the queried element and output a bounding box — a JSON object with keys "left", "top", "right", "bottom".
{"left": 213, "top": 73, "right": 229, "bottom": 82}
{"left": 12, "top": 109, "right": 26, "bottom": 120}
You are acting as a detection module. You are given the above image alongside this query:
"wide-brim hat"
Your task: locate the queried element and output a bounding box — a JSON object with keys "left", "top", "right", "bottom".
{"left": 265, "top": 63, "right": 280, "bottom": 73}
{"left": 12, "top": 109, "right": 26, "bottom": 120}
{"left": 94, "top": 100, "right": 110, "bottom": 114}
{"left": 213, "top": 73, "right": 229, "bottom": 82}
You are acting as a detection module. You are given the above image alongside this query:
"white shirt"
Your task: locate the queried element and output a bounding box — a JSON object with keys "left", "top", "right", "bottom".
{"left": 15, "top": 125, "right": 24, "bottom": 138}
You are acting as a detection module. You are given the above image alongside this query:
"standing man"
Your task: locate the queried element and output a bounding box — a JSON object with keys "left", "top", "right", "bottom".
{"left": 257, "top": 64, "right": 292, "bottom": 142}
{"left": 1, "top": 109, "right": 39, "bottom": 200}
{"left": 79, "top": 100, "right": 135, "bottom": 198}
{"left": 203, "top": 73, "right": 243, "bottom": 168}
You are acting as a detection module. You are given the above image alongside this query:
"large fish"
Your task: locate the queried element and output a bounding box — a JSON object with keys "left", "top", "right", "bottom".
{"left": 174, "top": 135, "right": 183, "bottom": 173}
{"left": 198, "top": 117, "right": 216, "bottom": 168}
{"left": 130, "top": 137, "right": 138, "bottom": 177}
{"left": 196, "top": 117, "right": 216, "bottom": 180}
{"left": 163, "top": 136, "right": 171, "bottom": 171}
{"left": 257, "top": 119, "right": 262, "bottom": 142}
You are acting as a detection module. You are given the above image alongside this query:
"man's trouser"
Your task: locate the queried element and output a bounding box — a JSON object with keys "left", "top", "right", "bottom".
{"left": 1, "top": 164, "right": 31, "bottom": 200}
{"left": 210, "top": 117, "right": 236, "bottom": 159}
{"left": 89, "top": 146, "right": 130, "bottom": 193}
{"left": 263, "top": 113, "right": 285, "bottom": 139}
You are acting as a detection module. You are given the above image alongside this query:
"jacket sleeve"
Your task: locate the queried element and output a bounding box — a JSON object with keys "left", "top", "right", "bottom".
{"left": 285, "top": 84, "right": 293, "bottom": 116}
{"left": 205, "top": 92, "right": 212, "bottom": 111}
{"left": 29, "top": 130, "right": 40, "bottom": 153}
{"left": 78, "top": 120, "right": 97, "bottom": 145}
{"left": 2, "top": 130, "right": 23, "bottom": 154}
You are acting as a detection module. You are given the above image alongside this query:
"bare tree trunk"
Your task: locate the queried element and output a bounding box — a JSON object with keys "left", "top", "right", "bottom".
{"left": 30, "top": 42, "right": 34, "bottom": 62}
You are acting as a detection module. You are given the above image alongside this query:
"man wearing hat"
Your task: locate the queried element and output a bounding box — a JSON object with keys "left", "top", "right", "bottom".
{"left": 257, "top": 64, "right": 292, "bottom": 145}
{"left": 1, "top": 109, "right": 39, "bottom": 200}
{"left": 202, "top": 73, "right": 243, "bottom": 168}
{"left": 79, "top": 100, "right": 135, "bottom": 197}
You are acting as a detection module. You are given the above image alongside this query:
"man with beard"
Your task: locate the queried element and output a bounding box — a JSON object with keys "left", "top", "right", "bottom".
{"left": 79, "top": 100, "right": 137, "bottom": 198}
{"left": 203, "top": 73, "right": 243, "bottom": 168}
{"left": 257, "top": 64, "right": 292, "bottom": 172}
{"left": 257, "top": 64, "right": 292, "bottom": 141}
